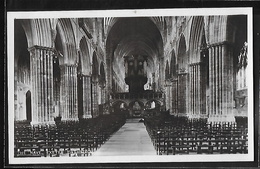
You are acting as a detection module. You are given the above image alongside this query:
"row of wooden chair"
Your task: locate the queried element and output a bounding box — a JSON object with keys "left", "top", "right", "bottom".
{"left": 14, "top": 114, "right": 126, "bottom": 157}
{"left": 145, "top": 115, "right": 248, "bottom": 155}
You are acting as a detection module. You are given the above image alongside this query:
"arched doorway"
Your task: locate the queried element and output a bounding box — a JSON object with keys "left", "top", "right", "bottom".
{"left": 112, "top": 101, "right": 129, "bottom": 117}
{"left": 144, "top": 100, "right": 161, "bottom": 116}
{"left": 26, "top": 90, "right": 32, "bottom": 122}
{"left": 129, "top": 100, "right": 144, "bottom": 117}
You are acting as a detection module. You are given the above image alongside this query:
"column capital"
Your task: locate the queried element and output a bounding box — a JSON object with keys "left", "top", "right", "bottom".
{"left": 189, "top": 62, "right": 203, "bottom": 66}
{"left": 207, "top": 41, "right": 233, "bottom": 48}
{"left": 59, "top": 64, "right": 78, "bottom": 68}
{"left": 28, "top": 45, "right": 53, "bottom": 52}
{"left": 178, "top": 71, "right": 187, "bottom": 76}
{"left": 82, "top": 74, "right": 91, "bottom": 78}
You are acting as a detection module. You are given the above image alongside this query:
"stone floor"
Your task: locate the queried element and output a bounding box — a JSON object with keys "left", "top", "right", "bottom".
{"left": 93, "top": 118, "right": 156, "bottom": 156}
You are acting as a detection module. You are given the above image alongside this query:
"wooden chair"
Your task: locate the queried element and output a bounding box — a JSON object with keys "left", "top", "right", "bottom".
{"left": 171, "top": 139, "right": 190, "bottom": 155}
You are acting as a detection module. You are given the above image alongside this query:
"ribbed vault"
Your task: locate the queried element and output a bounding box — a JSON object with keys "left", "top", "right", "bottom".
{"left": 106, "top": 17, "right": 163, "bottom": 88}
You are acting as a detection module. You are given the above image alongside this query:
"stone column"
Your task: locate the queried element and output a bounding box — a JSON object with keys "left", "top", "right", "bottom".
{"left": 197, "top": 63, "right": 201, "bottom": 117}
{"left": 100, "top": 86, "right": 105, "bottom": 104}
{"left": 178, "top": 73, "right": 187, "bottom": 115}
{"left": 165, "top": 80, "right": 171, "bottom": 112}
{"left": 208, "top": 42, "right": 235, "bottom": 123}
{"left": 99, "top": 83, "right": 106, "bottom": 116}
{"left": 158, "top": 56, "right": 164, "bottom": 90}
{"left": 197, "top": 64, "right": 201, "bottom": 116}
{"left": 189, "top": 64, "right": 194, "bottom": 117}
{"left": 91, "top": 77, "right": 99, "bottom": 118}
{"left": 200, "top": 62, "right": 207, "bottom": 117}
{"left": 82, "top": 75, "right": 92, "bottom": 118}
{"left": 28, "top": 45, "right": 54, "bottom": 124}
{"left": 60, "top": 64, "right": 78, "bottom": 120}
{"left": 223, "top": 43, "right": 235, "bottom": 121}
{"left": 189, "top": 62, "right": 203, "bottom": 118}
{"left": 53, "top": 76, "right": 60, "bottom": 117}
{"left": 106, "top": 44, "right": 113, "bottom": 103}
{"left": 171, "top": 79, "right": 178, "bottom": 115}
{"left": 212, "top": 46, "right": 216, "bottom": 115}
{"left": 169, "top": 82, "right": 173, "bottom": 114}
{"left": 215, "top": 45, "right": 219, "bottom": 116}
{"left": 98, "top": 85, "right": 102, "bottom": 104}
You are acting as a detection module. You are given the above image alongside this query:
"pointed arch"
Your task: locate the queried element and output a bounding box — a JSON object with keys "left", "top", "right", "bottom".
{"left": 170, "top": 49, "right": 177, "bottom": 77}
{"left": 15, "top": 19, "right": 34, "bottom": 48}
{"left": 129, "top": 100, "right": 144, "bottom": 109}
{"left": 165, "top": 60, "right": 170, "bottom": 80}
{"left": 30, "top": 19, "right": 52, "bottom": 47}
{"left": 92, "top": 51, "right": 99, "bottom": 77}
{"left": 15, "top": 20, "right": 30, "bottom": 72}
{"left": 145, "top": 99, "right": 161, "bottom": 109}
{"left": 79, "top": 36, "right": 91, "bottom": 75}
{"left": 112, "top": 100, "right": 128, "bottom": 109}
{"left": 189, "top": 16, "right": 205, "bottom": 63}
{"left": 100, "top": 61, "right": 106, "bottom": 83}
{"left": 177, "top": 34, "right": 187, "bottom": 71}
{"left": 26, "top": 90, "right": 32, "bottom": 122}
{"left": 56, "top": 18, "right": 77, "bottom": 64}
{"left": 207, "top": 16, "right": 228, "bottom": 44}
{"left": 54, "top": 25, "right": 65, "bottom": 65}
{"left": 105, "top": 17, "right": 164, "bottom": 93}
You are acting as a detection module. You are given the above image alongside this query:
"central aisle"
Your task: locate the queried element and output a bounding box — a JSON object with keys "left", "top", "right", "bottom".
{"left": 93, "top": 118, "right": 156, "bottom": 156}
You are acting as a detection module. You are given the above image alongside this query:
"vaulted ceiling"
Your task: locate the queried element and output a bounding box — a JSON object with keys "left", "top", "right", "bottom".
{"left": 107, "top": 17, "right": 163, "bottom": 82}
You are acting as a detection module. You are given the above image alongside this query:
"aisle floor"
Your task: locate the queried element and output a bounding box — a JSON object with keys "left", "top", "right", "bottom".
{"left": 93, "top": 118, "right": 156, "bottom": 156}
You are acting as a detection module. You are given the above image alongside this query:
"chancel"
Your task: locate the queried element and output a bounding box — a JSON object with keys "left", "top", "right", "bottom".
{"left": 13, "top": 14, "right": 249, "bottom": 158}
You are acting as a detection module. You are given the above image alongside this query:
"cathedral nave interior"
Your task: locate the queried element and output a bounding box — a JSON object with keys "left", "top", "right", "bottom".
{"left": 13, "top": 15, "right": 249, "bottom": 157}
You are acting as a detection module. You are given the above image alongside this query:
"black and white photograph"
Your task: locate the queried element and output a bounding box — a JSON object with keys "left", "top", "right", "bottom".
{"left": 7, "top": 7, "right": 254, "bottom": 165}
